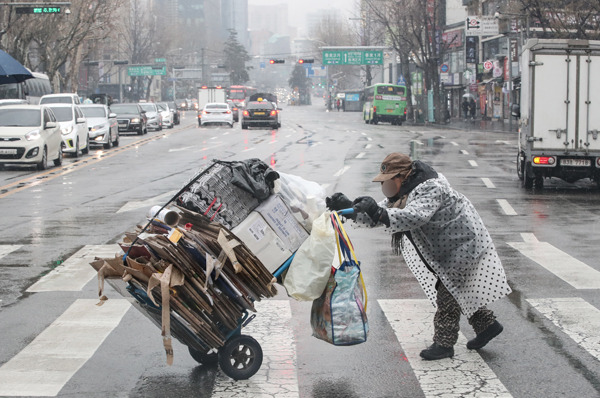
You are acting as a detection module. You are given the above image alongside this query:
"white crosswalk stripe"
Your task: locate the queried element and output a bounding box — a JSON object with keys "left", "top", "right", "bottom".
{"left": 27, "top": 245, "right": 121, "bottom": 292}
{"left": 508, "top": 233, "right": 600, "bottom": 289}
{"left": 0, "top": 245, "right": 21, "bottom": 260}
{"left": 528, "top": 297, "right": 600, "bottom": 361}
{"left": 212, "top": 300, "right": 299, "bottom": 398}
{"left": 0, "top": 299, "right": 130, "bottom": 397}
{"left": 379, "top": 299, "right": 513, "bottom": 398}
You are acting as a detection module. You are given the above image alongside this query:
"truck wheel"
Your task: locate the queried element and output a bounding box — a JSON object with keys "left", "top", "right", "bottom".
{"left": 534, "top": 175, "right": 544, "bottom": 189}
{"left": 523, "top": 163, "right": 534, "bottom": 188}
{"left": 517, "top": 153, "right": 524, "bottom": 181}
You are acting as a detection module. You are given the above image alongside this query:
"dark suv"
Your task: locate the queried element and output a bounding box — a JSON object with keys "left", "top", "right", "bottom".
{"left": 110, "top": 103, "right": 148, "bottom": 135}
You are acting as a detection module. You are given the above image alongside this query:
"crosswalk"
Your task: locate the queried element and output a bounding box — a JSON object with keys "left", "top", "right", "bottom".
{"left": 0, "top": 241, "right": 599, "bottom": 397}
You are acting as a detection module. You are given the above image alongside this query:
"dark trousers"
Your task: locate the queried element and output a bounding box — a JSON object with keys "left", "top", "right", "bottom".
{"left": 433, "top": 282, "right": 496, "bottom": 347}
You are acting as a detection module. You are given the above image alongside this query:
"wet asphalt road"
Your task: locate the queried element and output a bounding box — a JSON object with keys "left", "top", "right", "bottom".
{"left": 0, "top": 104, "right": 599, "bottom": 397}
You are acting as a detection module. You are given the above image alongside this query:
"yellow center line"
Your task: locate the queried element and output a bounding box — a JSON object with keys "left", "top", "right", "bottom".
{"left": 0, "top": 124, "right": 193, "bottom": 199}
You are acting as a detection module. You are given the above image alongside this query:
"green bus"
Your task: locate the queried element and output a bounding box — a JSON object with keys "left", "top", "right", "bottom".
{"left": 362, "top": 83, "right": 407, "bottom": 125}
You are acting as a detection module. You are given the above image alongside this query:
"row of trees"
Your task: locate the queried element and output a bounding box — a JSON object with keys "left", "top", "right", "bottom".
{"left": 0, "top": 0, "right": 246, "bottom": 100}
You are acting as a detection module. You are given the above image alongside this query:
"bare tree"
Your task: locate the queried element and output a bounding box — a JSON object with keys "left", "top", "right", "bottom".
{"left": 515, "top": 0, "right": 600, "bottom": 39}
{"left": 365, "top": 0, "right": 450, "bottom": 123}
{"left": 1, "top": 0, "right": 119, "bottom": 92}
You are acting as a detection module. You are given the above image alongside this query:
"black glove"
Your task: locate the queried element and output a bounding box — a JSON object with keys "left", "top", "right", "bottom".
{"left": 352, "top": 196, "right": 390, "bottom": 227}
{"left": 326, "top": 192, "right": 353, "bottom": 211}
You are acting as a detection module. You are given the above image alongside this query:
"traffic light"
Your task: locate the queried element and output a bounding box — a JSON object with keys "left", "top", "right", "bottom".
{"left": 269, "top": 59, "right": 285, "bottom": 64}
{"left": 298, "top": 59, "right": 314, "bottom": 64}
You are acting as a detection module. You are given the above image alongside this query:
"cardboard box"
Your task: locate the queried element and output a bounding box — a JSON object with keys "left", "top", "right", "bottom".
{"left": 233, "top": 212, "right": 293, "bottom": 273}
{"left": 255, "top": 194, "right": 309, "bottom": 252}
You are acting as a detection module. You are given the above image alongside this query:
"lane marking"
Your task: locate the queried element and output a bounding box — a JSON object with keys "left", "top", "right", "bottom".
{"left": 117, "top": 190, "right": 178, "bottom": 213}
{"left": 481, "top": 177, "right": 495, "bottom": 188}
{"left": 451, "top": 142, "right": 459, "bottom": 146}
{"left": 356, "top": 152, "right": 366, "bottom": 159}
{"left": 367, "top": 137, "right": 373, "bottom": 141}
{"left": 333, "top": 166, "right": 351, "bottom": 177}
{"left": 497, "top": 199, "right": 517, "bottom": 215}
{"left": 361, "top": 132, "right": 367, "bottom": 136}
{"left": 242, "top": 147, "right": 255, "bottom": 152}
{"left": 269, "top": 140, "right": 279, "bottom": 144}
{"left": 461, "top": 149, "right": 469, "bottom": 155}
{"left": 508, "top": 234, "right": 600, "bottom": 289}
{"left": 0, "top": 299, "right": 131, "bottom": 397}
{"left": 168, "top": 146, "right": 196, "bottom": 152}
{"left": 365, "top": 144, "right": 372, "bottom": 149}
{"left": 212, "top": 300, "right": 298, "bottom": 397}
{"left": 321, "top": 183, "right": 330, "bottom": 191}
{"left": 469, "top": 160, "right": 478, "bottom": 167}
{"left": 0, "top": 245, "right": 21, "bottom": 260}
{"left": 528, "top": 297, "right": 600, "bottom": 361}
{"left": 27, "top": 245, "right": 120, "bottom": 292}
{"left": 379, "top": 299, "right": 512, "bottom": 397}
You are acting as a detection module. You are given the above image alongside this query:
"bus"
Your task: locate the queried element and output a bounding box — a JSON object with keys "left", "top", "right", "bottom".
{"left": 362, "top": 83, "right": 407, "bottom": 125}
{"left": 227, "top": 85, "right": 257, "bottom": 108}
{"left": 0, "top": 71, "right": 52, "bottom": 105}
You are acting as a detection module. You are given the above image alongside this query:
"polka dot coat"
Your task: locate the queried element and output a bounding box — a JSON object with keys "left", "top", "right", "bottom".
{"left": 354, "top": 174, "right": 511, "bottom": 317}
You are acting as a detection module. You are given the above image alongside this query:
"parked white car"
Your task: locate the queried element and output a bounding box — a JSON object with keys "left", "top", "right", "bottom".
{"left": 80, "top": 104, "right": 119, "bottom": 149}
{"left": 157, "top": 102, "right": 173, "bottom": 128}
{"left": 0, "top": 105, "right": 62, "bottom": 170}
{"left": 39, "top": 93, "right": 81, "bottom": 105}
{"left": 199, "top": 103, "right": 234, "bottom": 128}
{"left": 139, "top": 102, "right": 162, "bottom": 131}
{"left": 47, "top": 104, "right": 89, "bottom": 157}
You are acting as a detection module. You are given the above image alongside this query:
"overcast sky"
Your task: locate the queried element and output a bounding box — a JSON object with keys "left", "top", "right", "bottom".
{"left": 248, "top": 0, "right": 358, "bottom": 34}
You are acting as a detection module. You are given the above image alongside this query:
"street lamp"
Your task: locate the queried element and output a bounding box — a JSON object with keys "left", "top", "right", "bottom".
{"left": 166, "top": 48, "right": 182, "bottom": 101}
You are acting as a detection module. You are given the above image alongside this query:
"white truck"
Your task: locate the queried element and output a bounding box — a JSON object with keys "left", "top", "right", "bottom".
{"left": 516, "top": 39, "right": 600, "bottom": 188}
{"left": 197, "top": 86, "right": 226, "bottom": 110}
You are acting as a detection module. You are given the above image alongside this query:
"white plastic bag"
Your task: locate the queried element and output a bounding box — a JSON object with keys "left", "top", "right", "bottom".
{"left": 273, "top": 172, "right": 326, "bottom": 232}
{"left": 283, "top": 211, "right": 335, "bottom": 301}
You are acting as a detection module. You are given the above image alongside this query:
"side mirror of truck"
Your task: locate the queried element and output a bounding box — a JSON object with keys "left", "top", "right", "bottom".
{"left": 511, "top": 104, "right": 521, "bottom": 119}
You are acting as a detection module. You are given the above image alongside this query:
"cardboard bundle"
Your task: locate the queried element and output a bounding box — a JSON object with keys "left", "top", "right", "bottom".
{"left": 91, "top": 205, "right": 277, "bottom": 364}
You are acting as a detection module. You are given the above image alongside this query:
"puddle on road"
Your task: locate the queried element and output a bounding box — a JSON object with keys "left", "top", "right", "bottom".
{"left": 409, "top": 136, "right": 444, "bottom": 159}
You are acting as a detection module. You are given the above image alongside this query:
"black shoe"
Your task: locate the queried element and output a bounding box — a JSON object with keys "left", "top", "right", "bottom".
{"left": 467, "top": 320, "right": 503, "bottom": 350}
{"left": 420, "top": 343, "right": 454, "bottom": 360}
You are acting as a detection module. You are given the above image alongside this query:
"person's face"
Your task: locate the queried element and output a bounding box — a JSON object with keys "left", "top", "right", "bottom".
{"left": 381, "top": 174, "right": 404, "bottom": 198}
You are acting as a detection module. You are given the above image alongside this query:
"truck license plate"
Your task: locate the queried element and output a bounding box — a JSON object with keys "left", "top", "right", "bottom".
{"left": 0, "top": 148, "right": 17, "bottom": 155}
{"left": 560, "top": 158, "right": 590, "bottom": 167}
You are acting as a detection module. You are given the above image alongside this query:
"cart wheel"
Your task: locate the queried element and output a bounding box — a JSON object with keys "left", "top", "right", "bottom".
{"left": 188, "top": 346, "right": 218, "bottom": 365}
{"left": 218, "top": 335, "right": 263, "bottom": 380}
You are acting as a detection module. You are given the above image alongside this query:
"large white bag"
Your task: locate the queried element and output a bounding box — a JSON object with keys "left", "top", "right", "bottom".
{"left": 283, "top": 211, "right": 336, "bottom": 301}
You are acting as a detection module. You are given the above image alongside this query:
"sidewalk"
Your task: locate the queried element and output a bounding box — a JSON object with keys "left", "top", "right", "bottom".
{"left": 407, "top": 118, "right": 517, "bottom": 133}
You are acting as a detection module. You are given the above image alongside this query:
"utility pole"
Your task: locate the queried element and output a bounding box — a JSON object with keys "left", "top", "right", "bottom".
{"left": 201, "top": 47, "right": 206, "bottom": 85}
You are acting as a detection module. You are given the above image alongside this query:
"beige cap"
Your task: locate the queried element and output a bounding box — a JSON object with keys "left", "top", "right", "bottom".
{"left": 372, "top": 152, "right": 413, "bottom": 182}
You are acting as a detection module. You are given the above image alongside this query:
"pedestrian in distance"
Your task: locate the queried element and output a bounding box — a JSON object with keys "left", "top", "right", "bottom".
{"left": 461, "top": 97, "right": 469, "bottom": 120}
{"left": 326, "top": 153, "right": 511, "bottom": 360}
{"left": 469, "top": 98, "right": 477, "bottom": 120}
{"left": 336, "top": 99, "right": 341, "bottom": 112}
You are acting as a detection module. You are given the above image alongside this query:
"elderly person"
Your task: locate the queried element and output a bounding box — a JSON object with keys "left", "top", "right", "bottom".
{"left": 326, "top": 153, "right": 511, "bottom": 360}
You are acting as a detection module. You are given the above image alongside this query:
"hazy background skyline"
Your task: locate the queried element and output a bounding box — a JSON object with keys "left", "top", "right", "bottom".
{"left": 248, "top": 0, "right": 358, "bottom": 36}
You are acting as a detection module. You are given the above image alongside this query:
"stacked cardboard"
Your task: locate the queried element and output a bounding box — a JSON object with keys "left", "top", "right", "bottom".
{"left": 91, "top": 205, "right": 277, "bottom": 364}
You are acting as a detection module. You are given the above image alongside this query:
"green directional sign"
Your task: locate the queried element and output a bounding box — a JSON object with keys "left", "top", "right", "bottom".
{"left": 322, "top": 50, "right": 383, "bottom": 65}
{"left": 155, "top": 58, "right": 166, "bottom": 64}
{"left": 127, "top": 65, "right": 167, "bottom": 76}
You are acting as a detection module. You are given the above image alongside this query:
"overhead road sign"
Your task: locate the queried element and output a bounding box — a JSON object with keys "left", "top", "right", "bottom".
{"left": 127, "top": 65, "right": 167, "bottom": 76}
{"left": 322, "top": 50, "right": 383, "bottom": 65}
{"left": 16, "top": 6, "right": 62, "bottom": 14}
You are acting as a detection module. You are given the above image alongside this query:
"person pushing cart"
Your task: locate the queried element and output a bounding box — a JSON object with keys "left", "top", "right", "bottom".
{"left": 326, "top": 152, "right": 512, "bottom": 360}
